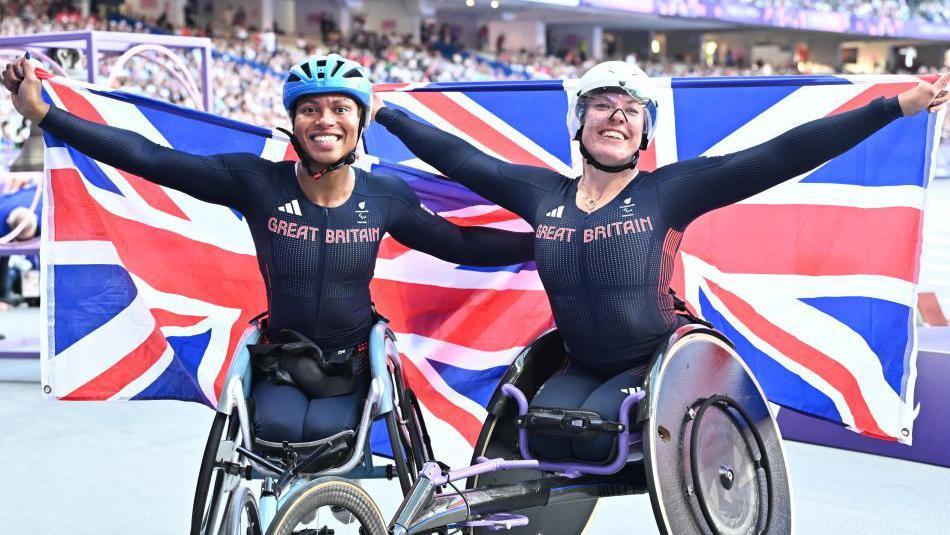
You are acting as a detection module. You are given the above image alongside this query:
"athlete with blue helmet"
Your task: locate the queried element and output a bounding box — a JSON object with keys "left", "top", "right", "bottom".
{"left": 3, "top": 53, "right": 536, "bottom": 443}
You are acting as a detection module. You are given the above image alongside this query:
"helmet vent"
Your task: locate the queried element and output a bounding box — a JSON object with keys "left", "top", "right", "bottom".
{"left": 300, "top": 63, "right": 312, "bottom": 77}
{"left": 287, "top": 73, "right": 301, "bottom": 83}
{"left": 343, "top": 70, "right": 364, "bottom": 79}
{"left": 330, "top": 62, "right": 345, "bottom": 77}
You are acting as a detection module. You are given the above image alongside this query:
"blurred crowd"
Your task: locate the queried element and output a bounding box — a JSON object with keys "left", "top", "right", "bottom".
{"left": 725, "top": 0, "right": 947, "bottom": 24}
{"left": 0, "top": 0, "right": 948, "bottom": 135}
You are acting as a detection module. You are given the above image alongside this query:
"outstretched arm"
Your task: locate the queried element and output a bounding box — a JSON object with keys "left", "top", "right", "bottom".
{"left": 384, "top": 177, "right": 535, "bottom": 267}
{"left": 4, "top": 56, "right": 250, "bottom": 210}
{"left": 374, "top": 98, "right": 565, "bottom": 226}
{"left": 660, "top": 74, "right": 949, "bottom": 227}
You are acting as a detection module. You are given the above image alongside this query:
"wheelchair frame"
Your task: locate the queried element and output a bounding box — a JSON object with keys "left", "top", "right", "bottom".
{"left": 389, "top": 324, "right": 792, "bottom": 535}
{"left": 192, "top": 318, "right": 432, "bottom": 535}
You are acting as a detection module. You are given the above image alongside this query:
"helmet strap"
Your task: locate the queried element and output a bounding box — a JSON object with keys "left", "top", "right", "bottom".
{"left": 278, "top": 125, "right": 362, "bottom": 181}
{"left": 575, "top": 126, "right": 641, "bottom": 173}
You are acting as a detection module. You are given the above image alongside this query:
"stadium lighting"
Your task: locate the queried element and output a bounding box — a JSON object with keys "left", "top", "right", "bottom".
{"left": 466, "top": 0, "right": 475, "bottom": 6}
{"left": 651, "top": 39, "right": 661, "bottom": 54}
{"left": 491, "top": 0, "right": 500, "bottom": 7}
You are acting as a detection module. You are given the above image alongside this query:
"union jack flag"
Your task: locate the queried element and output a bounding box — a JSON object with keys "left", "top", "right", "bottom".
{"left": 40, "top": 73, "right": 940, "bottom": 468}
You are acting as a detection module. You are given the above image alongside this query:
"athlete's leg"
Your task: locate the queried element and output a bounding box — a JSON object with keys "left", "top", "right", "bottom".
{"left": 528, "top": 363, "right": 601, "bottom": 460}
{"left": 571, "top": 363, "right": 648, "bottom": 462}
{"left": 301, "top": 372, "right": 371, "bottom": 441}
{"left": 252, "top": 378, "right": 309, "bottom": 443}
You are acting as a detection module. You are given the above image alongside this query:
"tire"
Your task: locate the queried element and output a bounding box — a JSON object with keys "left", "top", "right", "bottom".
{"left": 386, "top": 409, "right": 413, "bottom": 494}
{"left": 266, "top": 478, "right": 387, "bottom": 535}
{"left": 192, "top": 410, "right": 242, "bottom": 535}
{"left": 222, "top": 486, "right": 262, "bottom": 535}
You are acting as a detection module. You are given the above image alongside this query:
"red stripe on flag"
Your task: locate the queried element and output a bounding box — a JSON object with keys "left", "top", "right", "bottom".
{"left": 680, "top": 204, "right": 922, "bottom": 282}
{"left": 152, "top": 309, "right": 207, "bottom": 329}
{"left": 116, "top": 169, "right": 191, "bottom": 220}
{"left": 284, "top": 143, "right": 299, "bottom": 162}
{"left": 400, "top": 354, "right": 482, "bottom": 446}
{"left": 51, "top": 168, "right": 111, "bottom": 240}
{"left": 411, "top": 92, "right": 553, "bottom": 170}
{"left": 370, "top": 279, "right": 552, "bottom": 352}
{"left": 377, "top": 236, "right": 411, "bottom": 260}
{"left": 829, "top": 82, "right": 916, "bottom": 115}
{"left": 63, "top": 326, "right": 168, "bottom": 400}
{"left": 705, "top": 279, "right": 888, "bottom": 438}
{"left": 51, "top": 82, "right": 106, "bottom": 124}
{"left": 444, "top": 209, "right": 523, "bottom": 227}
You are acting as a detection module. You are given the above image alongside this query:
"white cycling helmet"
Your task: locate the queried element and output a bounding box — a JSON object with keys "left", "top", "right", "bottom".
{"left": 567, "top": 61, "right": 658, "bottom": 152}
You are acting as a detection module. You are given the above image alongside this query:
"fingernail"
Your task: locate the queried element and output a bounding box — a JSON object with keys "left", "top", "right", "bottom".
{"left": 25, "top": 50, "right": 31, "bottom": 60}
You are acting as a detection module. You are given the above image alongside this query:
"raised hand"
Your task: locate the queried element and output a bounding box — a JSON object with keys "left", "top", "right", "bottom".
{"left": 898, "top": 72, "right": 950, "bottom": 116}
{"left": 2, "top": 56, "right": 50, "bottom": 123}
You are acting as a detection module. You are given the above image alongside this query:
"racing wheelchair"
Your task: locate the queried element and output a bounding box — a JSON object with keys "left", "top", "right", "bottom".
{"left": 389, "top": 322, "right": 793, "bottom": 534}
{"left": 191, "top": 316, "right": 434, "bottom": 535}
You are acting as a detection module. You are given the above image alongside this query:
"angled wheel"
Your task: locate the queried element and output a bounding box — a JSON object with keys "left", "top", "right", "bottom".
{"left": 222, "top": 486, "right": 262, "bottom": 535}
{"left": 265, "top": 478, "right": 386, "bottom": 535}
{"left": 192, "top": 410, "right": 245, "bottom": 535}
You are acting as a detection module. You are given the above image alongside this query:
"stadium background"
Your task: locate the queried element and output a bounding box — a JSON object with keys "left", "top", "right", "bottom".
{"left": 0, "top": 1, "right": 949, "bottom": 533}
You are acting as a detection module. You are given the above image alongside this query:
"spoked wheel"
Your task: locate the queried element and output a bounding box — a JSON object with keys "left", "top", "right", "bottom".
{"left": 222, "top": 486, "right": 262, "bottom": 535}
{"left": 265, "top": 478, "right": 387, "bottom": 535}
{"left": 192, "top": 410, "right": 245, "bottom": 535}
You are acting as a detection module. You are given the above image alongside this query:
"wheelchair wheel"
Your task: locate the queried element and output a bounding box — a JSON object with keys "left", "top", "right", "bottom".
{"left": 222, "top": 486, "right": 262, "bottom": 535}
{"left": 390, "top": 364, "right": 433, "bottom": 491}
{"left": 265, "top": 478, "right": 387, "bottom": 535}
{"left": 192, "top": 410, "right": 243, "bottom": 535}
{"left": 386, "top": 408, "right": 413, "bottom": 494}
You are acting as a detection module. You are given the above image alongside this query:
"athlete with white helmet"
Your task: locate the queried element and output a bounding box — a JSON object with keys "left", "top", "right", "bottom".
{"left": 375, "top": 62, "right": 949, "bottom": 461}
{"left": 2, "top": 53, "right": 535, "bottom": 444}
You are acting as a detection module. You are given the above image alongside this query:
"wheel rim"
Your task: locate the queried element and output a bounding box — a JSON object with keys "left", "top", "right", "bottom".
{"left": 194, "top": 411, "right": 244, "bottom": 535}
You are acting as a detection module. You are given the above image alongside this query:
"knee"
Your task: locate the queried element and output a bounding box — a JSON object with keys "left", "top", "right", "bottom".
{"left": 252, "top": 381, "right": 307, "bottom": 443}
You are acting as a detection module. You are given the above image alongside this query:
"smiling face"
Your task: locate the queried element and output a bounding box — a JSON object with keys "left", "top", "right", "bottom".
{"left": 579, "top": 91, "right": 646, "bottom": 167}
{"left": 292, "top": 94, "right": 362, "bottom": 165}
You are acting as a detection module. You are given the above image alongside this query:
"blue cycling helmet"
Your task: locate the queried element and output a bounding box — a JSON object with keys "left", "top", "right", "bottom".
{"left": 282, "top": 54, "right": 373, "bottom": 128}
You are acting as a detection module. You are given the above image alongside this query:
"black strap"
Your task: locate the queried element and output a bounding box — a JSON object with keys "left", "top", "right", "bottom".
{"left": 277, "top": 126, "right": 360, "bottom": 181}
{"left": 370, "top": 301, "right": 389, "bottom": 323}
{"left": 668, "top": 288, "right": 714, "bottom": 329}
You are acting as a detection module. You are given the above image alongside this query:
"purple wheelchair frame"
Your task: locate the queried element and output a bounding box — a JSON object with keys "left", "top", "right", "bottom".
{"left": 390, "top": 383, "right": 646, "bottom": 534}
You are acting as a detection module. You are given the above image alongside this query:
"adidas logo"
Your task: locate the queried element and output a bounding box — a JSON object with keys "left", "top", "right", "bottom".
{"left": 546, "top": 205, "right": 564, "bottom": 218}
{"left": 278, "top": 199, "right": 302, "bottom": 216}
{"left": 621, "top": 386, "right": 642, "bottom": 395}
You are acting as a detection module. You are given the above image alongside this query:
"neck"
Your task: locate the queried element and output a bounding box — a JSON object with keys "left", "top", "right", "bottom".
{"left": 580, "top": 164, "right": 638, "bottom": 198}
{"left": 296, "top": 162, "right": 355, "bottom": 207}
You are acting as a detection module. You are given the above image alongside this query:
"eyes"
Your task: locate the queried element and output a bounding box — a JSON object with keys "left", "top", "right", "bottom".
{"left": 590, "top": 101, "right": 640, "bottom": 116}
{"left": 298, "top": 104, "right": 354, "bottom": 116}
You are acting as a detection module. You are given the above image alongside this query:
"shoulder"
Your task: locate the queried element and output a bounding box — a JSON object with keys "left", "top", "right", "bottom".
{"left": 357, "top": 168, "right": 418, "bottom": 202}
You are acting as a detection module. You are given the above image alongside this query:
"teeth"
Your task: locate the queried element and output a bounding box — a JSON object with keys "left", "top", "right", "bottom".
{"left": 601, "top": 131, "right": 625, "bottom": 140}
{"left": 309, "top": 135, "right": 339, "bottom": 143}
